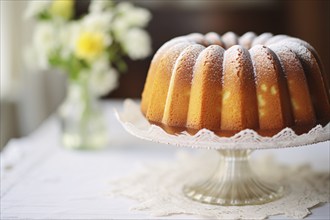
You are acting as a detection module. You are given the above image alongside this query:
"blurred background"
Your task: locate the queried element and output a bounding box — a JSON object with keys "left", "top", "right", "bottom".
{"left": 1, "top": 0, "right": 329, "bottom": 149}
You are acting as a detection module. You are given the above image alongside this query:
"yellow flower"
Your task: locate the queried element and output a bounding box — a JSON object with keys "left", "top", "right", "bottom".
{"left": 50, "top": 0, "right": 74, "bottom": 20}
{"left": 75, "top": 31, "right": 105, "bottom": 61}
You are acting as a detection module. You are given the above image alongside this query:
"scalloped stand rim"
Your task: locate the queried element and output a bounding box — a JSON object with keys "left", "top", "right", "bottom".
{"left": 115, "top": 99, "right": 329, "bottom": 206}
{"left": 115, "top": 99, "right": 330, "bottom": 150}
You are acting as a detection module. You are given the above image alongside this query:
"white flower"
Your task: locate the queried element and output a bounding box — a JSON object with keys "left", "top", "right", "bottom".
{"left": 112, "top": 18, "right": 129, "bottom": 40}
{"left": 33, "top": 22, "right": 57, "bottom": 55}
{"left": 89, "top": 58, "right": 119, "bottom": 96}
{"left": 31, "top": 22, "right": 59, "bottom": 69}
{"left": 82, "top": 12, "right": 113, "bottom": 33}
{"left": 121, "top": 28, "right": 152, "bottom": 60}
{"left": 68, "top": 19, "right": 112, "bottom": 63}
{"left": 58, "top": 24, "right": 74, "bottom": 59}
{"left": 116, "top": 2, "right": 151, "bottom": 28}
{"left": 70, "top": 13, "right": 113, "bottom": 55}
{"left": 112, "top": 2, "right": 151, "bottom": 39}
{"left": 67, "top": 22, "right": 82, "bottom": 51}
{"left": 90, "top": 68, "right": 118, "bottom": 96}
{"left": 89, "top": 0, "right": 113, "bottom": 13}
{"left": 24, "top": 0, "right": 51, "bottom": 19}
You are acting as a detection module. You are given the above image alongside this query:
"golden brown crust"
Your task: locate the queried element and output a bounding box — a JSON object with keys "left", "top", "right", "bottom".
{"left": 250, "top": 45, "right": 293, "bottom": 130}
{"left": 269, "top": 44, "right": 316, "bottom": 127}
{"left": 141, "top": 37, "right": 189, "bottom": 114}
{"left": 141, "top": 32, "right": 330, "bottom": 137}
{"left": 162, "top": 44, "right": 205, "bottom": 127}
{"left": 187, "top": 45, "right": 224, "bottom": 130}
{"left": 145, "top": 42, "right": 191, "bottom": 122}
{"left": 221, "top": 45, "right": 258, "bottom": 131}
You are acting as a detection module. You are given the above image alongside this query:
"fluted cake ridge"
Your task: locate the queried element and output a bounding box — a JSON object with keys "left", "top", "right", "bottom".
{"left": 141, "top": 32, "right": 330, "bottom": 136}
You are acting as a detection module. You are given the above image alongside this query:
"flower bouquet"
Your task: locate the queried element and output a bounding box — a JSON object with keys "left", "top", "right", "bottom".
{"left": 26, "top": 0, "right": 152, "bottom": 149}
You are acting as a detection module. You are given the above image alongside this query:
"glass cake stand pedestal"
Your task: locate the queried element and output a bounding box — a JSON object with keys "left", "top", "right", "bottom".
{"left": 182, "top": 149, "right": 283, "bottom": 205}
{"left": 115, "top": 99, "right": 330, "bottom": 206}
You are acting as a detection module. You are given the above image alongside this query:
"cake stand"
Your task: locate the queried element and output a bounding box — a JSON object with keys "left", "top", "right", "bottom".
{"left": 115, "top": 99, "right": 330, "bottom": 206}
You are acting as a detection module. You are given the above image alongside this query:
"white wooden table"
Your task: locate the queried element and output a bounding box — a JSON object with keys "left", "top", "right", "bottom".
{"left": 1, "top": 100, "right": 329, "bottom": 219}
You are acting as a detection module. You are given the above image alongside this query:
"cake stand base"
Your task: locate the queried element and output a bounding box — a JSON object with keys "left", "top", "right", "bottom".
{"left": 116, "top": 99, "right": 329, "bottom": 207}
{"left": 183, "top": 150, "right": 284, "bottom": 206}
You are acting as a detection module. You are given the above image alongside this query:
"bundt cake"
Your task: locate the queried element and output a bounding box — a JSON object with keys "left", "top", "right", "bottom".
{"left": 141, "top": 32, "right": 330, "bottom": 136}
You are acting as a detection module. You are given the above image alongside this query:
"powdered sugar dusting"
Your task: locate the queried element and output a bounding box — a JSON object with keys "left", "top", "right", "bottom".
{"left": 268, "top": 44, "right": 302, "bottom": 74}
{"left": 166, "top": 45, "right": 205, "bottom": 106}
{"left": 265, "top": 35, "right": 290, "bottom": 45}
{"left": 224, "top": 45, "right": 250, "bottom": 64}
{"left": 205, "top": 32, "right": 225, "bottom": 48}
{"left": 159, "top": 33, "right": 316, "bottom": 68}
{"left": 204, "top": 45, "right": 225, "bottom": 65}
{"left": 160, "top": 42, "right": 192, "bottom": 76}
{"left": 150, "top": 37, "right": 189, "bottom": 64}
{"left": 223, "top": 45, "right": 253, "bottom": 81}
{"left": 286, "top": 38, "right": 315, "bottom": 52}
{"left": 239, "top": 32, "right": 257, "bottom": 49}
{"left": 173, "top": 44, "right": 205, "bottom": 79}
{"left": 186, "top": 33, "right": 209, "bottom": 46}
{"left": 221, "top": 32, "right": 238, "bottom": 49}
{"left": 156, "top": 32, "right": 318, "bottom": 90}
{"left": 252, "top": 33, "right": 273, "bottom": 46}
{"left": 196, "top": 45, "right": 225, "bottom": 82}
{"left": 277, "top": 40, "right": 313, "bottom": 64}
{"left": 249, "top": 45, "right": 278, "bottom": 78}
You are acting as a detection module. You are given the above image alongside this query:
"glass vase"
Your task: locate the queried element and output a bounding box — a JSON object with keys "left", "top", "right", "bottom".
{"left": 58, "top": 79, "right": 108, "bottom": 150}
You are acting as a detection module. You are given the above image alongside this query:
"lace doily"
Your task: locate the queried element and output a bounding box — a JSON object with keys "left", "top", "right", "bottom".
{"left": 115, "top": 99, "right": 330, "bottom": 150}
{"left": 110, "top": 151, "right": 330, "bottom": 219}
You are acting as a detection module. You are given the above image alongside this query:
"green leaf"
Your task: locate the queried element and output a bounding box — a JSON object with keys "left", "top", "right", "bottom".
{"left": 115, "top": 59, "right": 127, "bottom": 73}
{"left": 38, "top": 11, "right": 52, "bottom": 20}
